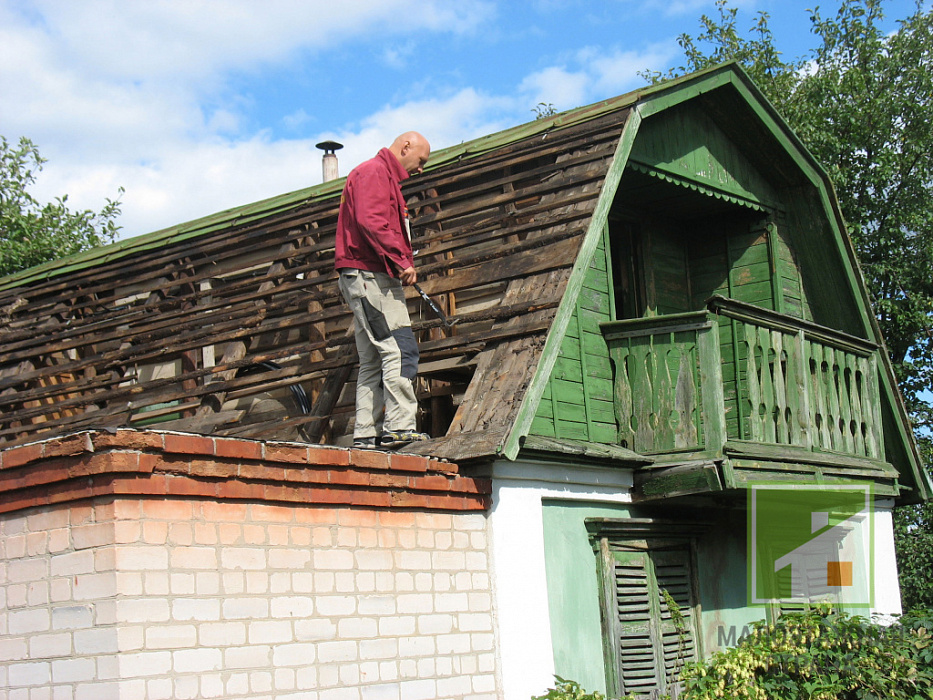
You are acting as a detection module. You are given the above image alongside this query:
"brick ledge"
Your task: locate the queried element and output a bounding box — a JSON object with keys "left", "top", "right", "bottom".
{"left": 0, "top": 430, "right": 490, "bottom": 515}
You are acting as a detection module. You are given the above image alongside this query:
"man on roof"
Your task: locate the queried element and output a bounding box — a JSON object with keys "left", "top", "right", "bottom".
{"left": 335, "top": 131, "right": 432, "bottom": 449}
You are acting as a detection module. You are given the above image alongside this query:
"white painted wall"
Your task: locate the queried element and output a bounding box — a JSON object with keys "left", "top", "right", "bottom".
{"left": 486, "top": 460, "right": 633, "bottom": 700}
{"left": 484, "top": 460, "right": 906, "bottom": 698}
{"left": 872, "top": 499, "right": 903, "bottom": 622}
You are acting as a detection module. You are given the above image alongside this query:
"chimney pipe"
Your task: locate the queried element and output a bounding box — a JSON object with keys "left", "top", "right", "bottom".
{"left": 316, "top": 140, "right": 343, "bottom": 182}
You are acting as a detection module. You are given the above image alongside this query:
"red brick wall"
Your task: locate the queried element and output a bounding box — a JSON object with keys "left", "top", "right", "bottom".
{"left": 0, "top": 430, "right": 490, "bottom": 515}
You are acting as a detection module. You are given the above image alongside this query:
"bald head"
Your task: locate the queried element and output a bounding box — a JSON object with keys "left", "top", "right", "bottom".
{"left": 389, "top": 131, "right": 431, "bottom": 176}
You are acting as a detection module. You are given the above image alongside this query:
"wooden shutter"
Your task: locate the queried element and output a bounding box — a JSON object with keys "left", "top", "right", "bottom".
{"left": 653, "top": 548, "right": 697, "bottom": 691}
{"left": 613, "top": 551, "right": 658, "bottom": 695}
{"left": 608, "top": 546, "right": 697, "bottom": 699}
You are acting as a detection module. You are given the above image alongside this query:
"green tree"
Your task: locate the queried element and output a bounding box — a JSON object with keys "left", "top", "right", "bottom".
{"left": 647, "top": 0, "right": 933, "bottom": 425}
{"left": 1, "top": 136, "right": 122, "bottom": 277}
{"left": 647, "top": 0, "right": 933, "bottom": 607}
{"left": 895, "top": 439, "right": 933, "bottom": 610}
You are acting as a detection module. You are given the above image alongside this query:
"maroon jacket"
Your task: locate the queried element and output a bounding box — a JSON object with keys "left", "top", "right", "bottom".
{"left": 334, "top": 148, "right": 413, "bottom": 277}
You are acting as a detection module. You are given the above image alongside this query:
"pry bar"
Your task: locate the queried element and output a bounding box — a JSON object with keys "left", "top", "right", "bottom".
{"left": 413, "top": 283, "right": 457, "bottom": 328}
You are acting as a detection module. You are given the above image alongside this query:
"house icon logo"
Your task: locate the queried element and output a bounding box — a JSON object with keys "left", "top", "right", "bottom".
{"left": 748, "top": 483, "right": 874, "bottom": 607}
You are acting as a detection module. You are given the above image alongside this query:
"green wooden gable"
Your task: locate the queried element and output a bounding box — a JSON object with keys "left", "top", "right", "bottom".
{"left": 509, "top": 63, "right": 930, "bottom": 505}
{"left": 628, "top": 100, "right": 780, "bottom": 212}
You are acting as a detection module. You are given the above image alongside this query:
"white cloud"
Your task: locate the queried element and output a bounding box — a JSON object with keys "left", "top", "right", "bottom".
{"left": 360, "top": 88, "right": 517, "bottom": 148}
{"left": 519, "top": 66, "right": 589, "bottom": 112}
{"left": 382, "top": 41, "right": 417, "bottom": 69}
{"left": 21, "top": 86, "right": 518, "bottom": 238}
{"left": 0, "top": 0, "right": 682, "bottom": 244}
{"left": 312, "top": 88, "right": 518, "bottom": 191}
{"left": 282, "top": 109, "right": 313, "bottom": 132}
{"left": 517, "top": 42, "right": 679, "bottom": 114}
{"left": 10, "top": 0, "right": 495, "bottom": 83}
{"left": 616, "top": 0, "right": 758, "bottom": 18}
{"left": 587, "top": 43, "right": 680, "bottom": 95}
{"left": 0, "top": 0, "right": 498, "bottom": 238}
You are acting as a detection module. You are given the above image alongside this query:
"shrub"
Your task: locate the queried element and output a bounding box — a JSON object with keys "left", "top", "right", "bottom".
{"left": 680, "top": 606, "right": 933, "bottom": 700}
{"left": 531, "top": 676, "right": 634, "bottom": 700}
{"left": 534, "top": 608, "right": 933, "bottom": 700}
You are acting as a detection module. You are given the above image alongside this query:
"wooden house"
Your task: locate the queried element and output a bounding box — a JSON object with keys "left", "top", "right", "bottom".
{"left": 1, "top": 63, "right": 929, "bottom": 699}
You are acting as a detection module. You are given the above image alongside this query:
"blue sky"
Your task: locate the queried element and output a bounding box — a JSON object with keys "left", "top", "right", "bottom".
{"left": 0, "top": 0, "right": 924, "bottom": 239}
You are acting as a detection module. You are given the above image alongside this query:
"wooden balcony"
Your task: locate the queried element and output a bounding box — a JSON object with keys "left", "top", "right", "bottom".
{"left": 601, "top": 296, "right": 897, "bottom": 496}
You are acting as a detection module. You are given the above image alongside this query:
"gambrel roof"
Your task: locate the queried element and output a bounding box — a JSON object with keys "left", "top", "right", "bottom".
{"left": 0, "top": 75, "right": 630, "bottom": 451}
{"left": 1, "top": 63, "right": 929, "bottom": 503}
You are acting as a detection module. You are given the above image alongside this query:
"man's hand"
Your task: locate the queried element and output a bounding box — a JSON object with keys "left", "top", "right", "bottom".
{"left": 398, "top": 266, "right": 417, "bottom": 286}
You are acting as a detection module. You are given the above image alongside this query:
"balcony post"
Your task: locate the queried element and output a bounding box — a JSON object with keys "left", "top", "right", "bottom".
{"left": 698, "top": 315, "right": 727, "bottom": 454}
{"left": 794, "top": 329, "right": 813, "bottom": 450}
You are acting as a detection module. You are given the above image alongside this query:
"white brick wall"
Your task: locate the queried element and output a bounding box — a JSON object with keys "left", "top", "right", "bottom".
{"left": 0, "top": 500, "right": 498, "bottom": 699}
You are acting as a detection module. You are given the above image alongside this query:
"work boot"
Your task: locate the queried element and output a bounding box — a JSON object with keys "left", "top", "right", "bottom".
{"left": 380, "top": 430, "right": 429, "bottom": 448}
{"left": 352, "top": 436, "right": 379, "bottom": 449}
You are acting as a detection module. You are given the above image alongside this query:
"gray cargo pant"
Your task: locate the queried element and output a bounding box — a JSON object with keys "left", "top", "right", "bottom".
{"left": 338, "top": 269, "right": 419, "bottom": 439}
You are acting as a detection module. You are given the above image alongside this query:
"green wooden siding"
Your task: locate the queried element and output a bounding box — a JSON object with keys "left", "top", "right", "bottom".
{"left": 532, "top": 231, "right": 616, "bottom": 443}
{"left": 529, "top": 87, "right": 884, "bottom": 466}
{"left": 773, "top": 216, "right": 812, "bottom": 321}
{"left": 689, "top": 225, "right": 730, "bottom": 310}
{"left": 686, "top": 216, "right": 811, "bottom": 439}
{"left": 532, "top": 156, "right": 814, "bottom": 450}
{"left": 629, "top": 101, "right": 779, "bottom": 208}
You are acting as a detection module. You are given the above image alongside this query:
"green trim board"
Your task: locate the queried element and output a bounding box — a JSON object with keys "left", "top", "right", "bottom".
{"left": 528, "top": 232, "right": 617, "bottom": 445}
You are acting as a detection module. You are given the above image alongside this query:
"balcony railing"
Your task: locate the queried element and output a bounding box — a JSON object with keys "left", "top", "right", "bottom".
{"left": 601, "top": 296, "right": 883, "bottom": 462}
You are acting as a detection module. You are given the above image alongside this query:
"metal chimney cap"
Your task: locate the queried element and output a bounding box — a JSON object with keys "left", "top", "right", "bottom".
{"left": 316, "top": 141, "right": 344, "bottom": 154}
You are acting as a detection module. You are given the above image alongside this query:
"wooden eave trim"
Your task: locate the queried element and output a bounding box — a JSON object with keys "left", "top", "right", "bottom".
{"left": 726, "top": 464, "right": 900, "bottom": 498}
{"left": 631, "top": 456, "right": 900, "bottom": 503}
{"left": 626, "top": 159, "right": 777, "bottom": 213}
{"left": 723, "top": 441, "right": 898, "bottom": 478}
{"left": 0, "top": 430, "right": 490, "bottom": 515}
{"left": 633, "top": 461, "right": 725, "bottom": 501}
{"left": 518, "top": 436, "right": 653, "bottom": 466}
{"left": 585, "top": 517, "right": 714, "bottom": 541}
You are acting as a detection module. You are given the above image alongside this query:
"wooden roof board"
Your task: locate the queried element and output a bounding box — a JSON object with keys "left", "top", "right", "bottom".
{"left": 0, "top": 92, "right": 629, "bottom": 453}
